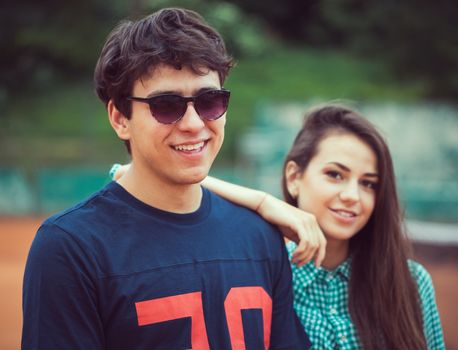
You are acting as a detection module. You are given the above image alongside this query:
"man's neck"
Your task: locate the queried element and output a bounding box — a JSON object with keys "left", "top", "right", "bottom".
{"left": 117, "top": 163, "right": 203, "bottom": 214}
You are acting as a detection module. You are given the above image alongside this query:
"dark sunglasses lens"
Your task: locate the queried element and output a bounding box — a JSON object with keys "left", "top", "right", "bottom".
{"left": 149, "top": 95, "right": 186, "bottom": 124}
{"left": 195, "top": 91, "right": 230, "bottom": 120}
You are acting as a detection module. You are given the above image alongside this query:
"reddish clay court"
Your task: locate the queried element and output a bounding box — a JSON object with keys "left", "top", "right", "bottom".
{"left": 1, "top": 217, "right": 457, "bottom": 349}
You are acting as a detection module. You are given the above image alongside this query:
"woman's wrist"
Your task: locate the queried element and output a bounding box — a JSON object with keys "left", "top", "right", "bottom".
{"left": 109, "top": 163, "right": 122, "bottom": 180}
{"left": 255, "top": 192, "right": 269, "bottom": 213}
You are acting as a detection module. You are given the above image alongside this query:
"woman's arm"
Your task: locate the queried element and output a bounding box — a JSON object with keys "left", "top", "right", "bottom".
{"left": 111, "top": 163, "right": 326, "bottom": 267}
{"left": 203, "top": 177, "right": 326, "bottom": 267}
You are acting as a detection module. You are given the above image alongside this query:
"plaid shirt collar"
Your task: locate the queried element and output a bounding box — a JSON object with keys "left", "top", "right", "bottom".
{"left": 296, "top": 256, "right": 352, "bottom": 288}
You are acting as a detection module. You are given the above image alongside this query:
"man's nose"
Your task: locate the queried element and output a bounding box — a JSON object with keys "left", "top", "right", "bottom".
{"left": 177, "top": 102, "right": 205, "bottom": 132}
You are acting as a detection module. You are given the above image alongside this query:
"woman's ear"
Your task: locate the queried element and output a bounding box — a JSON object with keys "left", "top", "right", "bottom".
{"left": 108, "top": 100, "right": 130, "bottom": 141}
{"left": 285, "top": 160, "right": 302, "bottom": 199}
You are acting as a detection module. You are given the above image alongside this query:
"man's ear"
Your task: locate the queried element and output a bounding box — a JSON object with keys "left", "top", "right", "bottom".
{"left": 284, "top": 160, "right": 302, "bottom": 199}
{"left": 108, "top": 100, "right": 130, "bottom": 141}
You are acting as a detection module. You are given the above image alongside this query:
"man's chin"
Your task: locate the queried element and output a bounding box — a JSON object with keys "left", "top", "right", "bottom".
{"left": 176, "top": 169, "right": 209, "bottom": 185}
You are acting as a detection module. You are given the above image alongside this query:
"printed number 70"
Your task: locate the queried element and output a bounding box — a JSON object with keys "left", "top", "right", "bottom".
{"left": 135, "top": 286, "right": 272, "bottom": 350}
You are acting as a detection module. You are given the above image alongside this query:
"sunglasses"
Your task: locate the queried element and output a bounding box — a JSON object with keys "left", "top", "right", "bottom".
{"left": 127, "top": 89, "right": 230, "bottom": 124}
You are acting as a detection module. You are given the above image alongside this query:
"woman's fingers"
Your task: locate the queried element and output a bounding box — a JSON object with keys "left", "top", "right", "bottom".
{"left": 291, "top": 227, "right": 317, "bottom": 265}
{"left": 290, "top": 216, "right": 326, "bottom": 268}
{"left": 291, "top": 240, "right": 317, "bottom": 267}
{"left": 313, "top": 234, "right": 327, "bottom": 268}
{"left": 305, "top": 218, "right": 326, "bottom": 268}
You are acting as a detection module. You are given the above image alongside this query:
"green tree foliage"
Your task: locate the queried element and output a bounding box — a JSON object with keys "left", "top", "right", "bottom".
{"left": 143, "top": 0, "right": 271, "bottom": 57}
{"left": 0, "top": 0, "right": 126, "bottom": 98}
{"left": 228, "top": 0, "right": 458, "bottom": 99}
{"left": 227, "top": 0, "right": 328, "bottom": 43}
{"left": 0, "top": 0, "right": 270, "bottom": 101}
{"left": 318, "top": 0, "right": 458, "bottom": 99}
{"left": 3, "top": 0, "right": 445, "bottom": 168}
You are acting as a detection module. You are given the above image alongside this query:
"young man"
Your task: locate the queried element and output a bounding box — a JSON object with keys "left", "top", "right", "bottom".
{"left": 22, "top": 8, "right": 311, "bottom": 349}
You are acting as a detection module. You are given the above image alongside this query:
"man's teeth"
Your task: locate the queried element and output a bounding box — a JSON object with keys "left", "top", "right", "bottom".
{"left": 174, "top": 142, "right": 204, "bottom": 151}
{"left": 336, "top": 210, "right": 355, "bottom": 218}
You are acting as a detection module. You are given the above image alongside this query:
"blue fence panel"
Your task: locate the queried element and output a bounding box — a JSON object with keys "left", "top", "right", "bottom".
{"left": 38, "top": 168, "right": 110, "bottom": 214}
{"left": 0, "top": 169, "right": 35, "bottom": 215}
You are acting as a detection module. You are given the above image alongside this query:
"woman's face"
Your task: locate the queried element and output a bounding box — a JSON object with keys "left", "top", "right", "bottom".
{"left": 286, "top": 132, "right": 378, "bottom": 244}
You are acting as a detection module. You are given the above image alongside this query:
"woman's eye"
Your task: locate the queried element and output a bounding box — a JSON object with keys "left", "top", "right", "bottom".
{"left": 325, "top": 171, "right": 342, "bottom": 180}
{"left": 361, "top": 180, "right": 378, "bottom": 190}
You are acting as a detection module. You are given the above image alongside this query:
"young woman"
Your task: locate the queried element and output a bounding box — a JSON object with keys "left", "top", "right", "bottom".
{"left": 112, "top": 104, "right": 445, "bottom": 349}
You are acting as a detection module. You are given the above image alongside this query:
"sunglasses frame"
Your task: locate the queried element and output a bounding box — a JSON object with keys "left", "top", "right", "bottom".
{"left": 127, "top": 89, "right": 230, "bottom": 124}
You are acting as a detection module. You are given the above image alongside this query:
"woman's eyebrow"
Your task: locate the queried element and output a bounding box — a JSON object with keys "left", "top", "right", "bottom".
{"left": 326, "top": 162, "right": 350, "bottom": 172}
{"left": 326, "top": 162, "right": 378, "bottom": 177}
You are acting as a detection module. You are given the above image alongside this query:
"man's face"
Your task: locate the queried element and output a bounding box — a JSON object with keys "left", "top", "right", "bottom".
{"left": 122, "top": 64, "right": 226, "bottom": 187}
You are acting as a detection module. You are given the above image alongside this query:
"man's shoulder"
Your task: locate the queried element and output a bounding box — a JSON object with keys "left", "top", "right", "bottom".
{"left": 39, "top": 182, "right": 122, "bottom": 239}
{"left": 208, "top": 189, "right": 277, "bottom": 228}
{"left": 207, "top": 190, "right": 283, "bottom": 249}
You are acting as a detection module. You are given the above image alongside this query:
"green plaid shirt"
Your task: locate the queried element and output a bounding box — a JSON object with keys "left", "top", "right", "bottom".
{"left": 286, "top": 242, "right": 445, "bottom": 349}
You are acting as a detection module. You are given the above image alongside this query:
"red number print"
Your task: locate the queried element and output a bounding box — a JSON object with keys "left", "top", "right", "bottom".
{"left": 224, "top": 286, "right": 272, "bottom": 350}
{"left": 135, "top": 287, "right": 273, "bottom": 349}
{"left": 135, "top": 291, "right": 210, "bottom": 350}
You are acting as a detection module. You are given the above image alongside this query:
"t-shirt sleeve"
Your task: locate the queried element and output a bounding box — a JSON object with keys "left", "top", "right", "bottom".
{"left": 22, "top": 223, "right": 104, "bottom": 349}
{"left": 269, "top": 235, "right": 311, "bottom": 349}
{"left": 409, "top": 260, "right": 446, "bottom": 350}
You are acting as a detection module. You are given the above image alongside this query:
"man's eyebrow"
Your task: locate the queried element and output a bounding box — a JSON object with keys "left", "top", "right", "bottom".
{"left": 196, "top": 86, "right": 221, "bottom": 94}
{"left": 145, "top": 86, "right": 220, "bottom": 99}
{"left": 145, "top": 90, "right": 176, "bottom": 98}
{"left": 326, "top": 162, "right": 379, "bottom": 178}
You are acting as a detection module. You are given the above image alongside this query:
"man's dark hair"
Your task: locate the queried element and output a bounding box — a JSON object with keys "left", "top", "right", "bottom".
{"left": 94, "top": 8, "right": 234, "bottom": 148}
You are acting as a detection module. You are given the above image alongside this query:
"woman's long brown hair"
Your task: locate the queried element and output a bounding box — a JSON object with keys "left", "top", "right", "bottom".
{"left": 281, "top": 104, "right": 427, "bottom": 350}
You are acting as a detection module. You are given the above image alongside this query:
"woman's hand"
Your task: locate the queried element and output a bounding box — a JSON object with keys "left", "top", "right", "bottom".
{"left": 257, "top": 194, "right": 326, "bottom": 267}
{"left": 110, "top": 163, "right": 130, "bottom": 181}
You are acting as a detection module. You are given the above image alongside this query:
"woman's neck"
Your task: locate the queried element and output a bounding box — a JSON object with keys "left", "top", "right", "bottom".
{"left": 321, "top": 238, "right": 350, "bottom": 270}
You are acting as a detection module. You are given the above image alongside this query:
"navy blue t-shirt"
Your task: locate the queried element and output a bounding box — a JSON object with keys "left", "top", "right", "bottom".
{"left": 22, "top": 182, "right": 310, "bottom": 349}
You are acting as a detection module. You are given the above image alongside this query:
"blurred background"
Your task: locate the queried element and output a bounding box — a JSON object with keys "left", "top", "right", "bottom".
{"left": 1, "top": 0, "right": 457, "bottom": 348}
